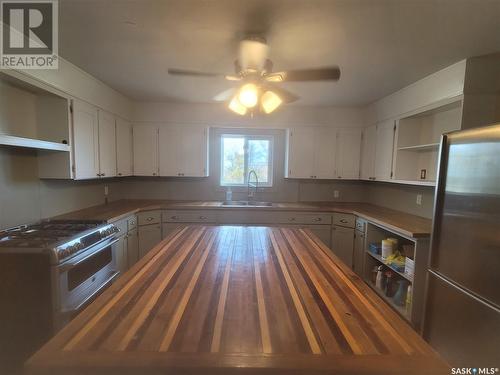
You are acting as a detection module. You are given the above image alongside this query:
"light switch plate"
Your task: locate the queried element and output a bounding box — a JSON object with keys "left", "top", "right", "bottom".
{"left": 333, "top": 190, "right": 340, "bottom": 199}
{"left": 416, "top": 194, "right": 422, "bottom": 206}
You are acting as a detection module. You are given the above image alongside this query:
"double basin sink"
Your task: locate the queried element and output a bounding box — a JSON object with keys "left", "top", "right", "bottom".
{"left": 221, "top": 200, "right": 274, "bottom": 207}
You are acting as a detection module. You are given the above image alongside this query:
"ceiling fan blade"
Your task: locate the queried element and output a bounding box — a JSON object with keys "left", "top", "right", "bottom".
{"left": 168, "top": 68, "right": 222, "bottom": 77}
{"left": 264, "top": 84, "right": 299, "bottom": 103}
{"left": 265, "top": 66, "right": 341, "bottom": 82}
{"left": 213, "top": 87, "right": 237, "bottom": 102}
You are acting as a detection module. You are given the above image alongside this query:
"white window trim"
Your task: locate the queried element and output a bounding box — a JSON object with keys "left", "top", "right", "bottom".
{"left": 220, "top": 134, "right": 274, "bottom": 188}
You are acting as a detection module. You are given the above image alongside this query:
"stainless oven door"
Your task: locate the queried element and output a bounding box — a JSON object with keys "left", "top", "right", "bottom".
{"left": 55, "top": 237, "right": 120, "bottom": 327}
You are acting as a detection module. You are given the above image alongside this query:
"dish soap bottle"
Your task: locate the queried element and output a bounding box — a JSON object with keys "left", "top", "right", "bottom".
{"left": 375, "top": 266, "right": 384, "bottom": 290}
{"left": 406, "top": 284, "right": 412, "bottom": 313}
{"left": 225, "top": 187, "right": 232, "bottom": 202}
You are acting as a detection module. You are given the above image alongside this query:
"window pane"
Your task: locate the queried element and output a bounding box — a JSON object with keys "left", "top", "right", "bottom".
{"left": 248, "top": 139, "right": 270, "bottom": 184}
{"left": 221, "top": 137, "right": 245, "bottom": 185}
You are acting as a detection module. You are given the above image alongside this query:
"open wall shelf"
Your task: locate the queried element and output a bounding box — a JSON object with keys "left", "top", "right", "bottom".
{"left": 0, "top": 134, "right": 70, "bottom": 152}
{"left": 393, "top": 99, "right": 462, "bottom": 184}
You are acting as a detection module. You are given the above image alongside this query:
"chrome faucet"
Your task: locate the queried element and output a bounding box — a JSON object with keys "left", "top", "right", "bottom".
{"left": 247, "top": 170, "right": 258, "bottom": 201}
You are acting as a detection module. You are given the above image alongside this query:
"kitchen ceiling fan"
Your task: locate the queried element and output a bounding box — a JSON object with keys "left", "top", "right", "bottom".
{"left": 168, "top": 36, "right": 340, "bottom": 115}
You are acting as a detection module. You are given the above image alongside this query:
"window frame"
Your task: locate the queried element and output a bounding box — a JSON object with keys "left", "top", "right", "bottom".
{"left": 220, "top": 133, "right": 274, "bottom": 188}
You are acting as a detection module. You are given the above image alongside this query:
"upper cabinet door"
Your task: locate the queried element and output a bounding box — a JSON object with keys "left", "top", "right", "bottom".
{"left": 314, "top": 127, "right": 337, "bottom": 179}
{"left": 285, "top": 128, "right": 315, "bottom": 178}
{"left": 158, "top": 127, "right": 177, "bottom": 176}
{"left": 374, "top": 120, "right": 396, "bottom": 180}
{"left": 336, "top": 129, "right": 361, "bottom": 179}
{"left": 133, "top": 125, "right": 158, "bottom": 176}
{"left": 178, "top": 126, "right": 209, "bottom": 177}
{"left": 116, "top": 118, "right": 133, "bottom": 177}
{"left": 72, "top": 100, "right": 99, "bottom": 180}
{"left": 159, "top": 126, "right": 209, "bottom": 177}
{"left": 360, "top": 125, "right": 377, "bottom": 180}
{"left": 97, "top": 110, "right": 116, "bottom": 178}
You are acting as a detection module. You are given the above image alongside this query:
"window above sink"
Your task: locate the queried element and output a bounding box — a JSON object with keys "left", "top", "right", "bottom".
{"left": 220, "top": 134, "right": 274, "bottom": 187}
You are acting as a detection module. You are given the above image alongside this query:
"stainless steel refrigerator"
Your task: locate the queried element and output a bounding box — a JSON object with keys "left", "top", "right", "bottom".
{"left": 423, "top": 123, "right": 500, "bottom": 367}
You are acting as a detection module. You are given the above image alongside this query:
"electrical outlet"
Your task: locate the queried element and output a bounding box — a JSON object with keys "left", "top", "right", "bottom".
{"left": 104, "top": 185, "right": 109, "bottom": 196}
{"left": 333, "top": 190, "right": 340, "bottom": 199}
{"left": 416, "top": 194, "right": 422, "bottom": 206}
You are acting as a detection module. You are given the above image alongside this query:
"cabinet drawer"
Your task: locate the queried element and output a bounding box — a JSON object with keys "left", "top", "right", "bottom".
{"left": 163, "top": 210, "right": 216, "bottom": 223}
{"left": 127, "top": 215, "right": 137, "bottom": 231}
{"left": 281, "top": 212, "right": 332, "bottom": 225}
{"left": 137, "top": 210, "right": 161, "bottom": 226}
{"left": 332, "top": 213, "right": 355, "bottom": 228}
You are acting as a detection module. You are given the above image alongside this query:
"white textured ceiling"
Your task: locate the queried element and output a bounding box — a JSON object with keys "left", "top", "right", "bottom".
{"left": 59, "top": 0, "right": 500, "bottom": 106}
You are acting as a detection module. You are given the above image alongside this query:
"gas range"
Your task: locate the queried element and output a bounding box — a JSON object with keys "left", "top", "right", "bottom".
{"left": 0, "top": 219, "right": 121, "bottom": 361}
{"left": 0, "top": 219, "right": 120, "bottom": 264}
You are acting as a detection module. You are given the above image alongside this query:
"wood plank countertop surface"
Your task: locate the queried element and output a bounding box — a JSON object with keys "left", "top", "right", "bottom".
{"left": 53, "top": 199, "right": 432, "bottom": 238}
{"left": 26, "top": 226, "right": 447, "bottom": 375}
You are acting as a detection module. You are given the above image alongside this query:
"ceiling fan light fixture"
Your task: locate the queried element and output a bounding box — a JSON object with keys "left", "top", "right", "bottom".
{"left": 228, "top": 96, "right": 247, "bottom": 115}
{"left": 238, "top": 83, "right": 259, "bottom": 108}
{"left": 261, "top": 90, "right": 283, "bottom": 114}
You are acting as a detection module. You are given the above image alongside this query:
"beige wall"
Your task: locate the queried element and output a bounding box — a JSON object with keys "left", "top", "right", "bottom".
{"left": 0, "top": 148, "right": 111, "bottom": 229}
{"left": 364, "top": 182, "right": 435, "bottom": 218}
{"left": 0, "top": 145, "right": 434, "bottom": 230}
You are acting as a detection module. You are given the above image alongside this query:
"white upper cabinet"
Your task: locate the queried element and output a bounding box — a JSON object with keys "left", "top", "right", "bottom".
{"left": 285, "top": 127, "right": 336, "bottom": 179}
{"left": 335, "top": 129, "right": 362, "bottom": 179}
{"left": 159, "top": 126, "right": 209, "bottom": 177}
{"left": 116, "top": 118, "right": 133, "bottom": 177}
{"left": 158, "top": 126, "right": 177, "bottom": 176}
{"left": 374, "top": 120, "right": 396, "bottom": 180}
{"left": 360, "top": 125, "right": 377, "bottom": 180}
{"left": 285, "top": 128, "right": 315, "bottom": 179}
{"left": 72, "top": 100, "right": 119, "bottom": 179}
{"left": 72, "top": 100, "right": 99, "bottom": 180}
{"left": 97, "top": 110, "right": 116, "bottom": 178}
{"left": 133, "top": 125, "right": 159, "bottom": 176}
{"left": 178, "top": 126, "right": 209, "bottom": 177}
{"left": 314, "top": 127, "right": 337, "bottom": 179}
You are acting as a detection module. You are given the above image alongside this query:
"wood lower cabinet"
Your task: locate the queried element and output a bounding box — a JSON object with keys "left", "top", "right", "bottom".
{"left": 331, "top": 225, "right": 355, "bottom": 268}
{"left": 127, "top": 229, "right": 139, "bottom": 267}
{"left": 353, "top": 228, "right": 366, "bottom": 276}
{"left": 138, "top": 223, "right": 162, "bottom": 259}
{"left": 114, "top": 234, "right": 128, "bottom": 274}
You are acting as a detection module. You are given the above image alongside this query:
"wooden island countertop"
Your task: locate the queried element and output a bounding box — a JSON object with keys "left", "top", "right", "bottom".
{"left": 26, "top": 226, "right": 447, "bottom": 375}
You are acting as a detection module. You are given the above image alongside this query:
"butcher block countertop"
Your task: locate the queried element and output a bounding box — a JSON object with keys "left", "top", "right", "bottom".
{"left": 54, "top": 199, "right": 432, "bottom": 238}
{"left": 26, "top": 226, "right": 447, "bottom": 375}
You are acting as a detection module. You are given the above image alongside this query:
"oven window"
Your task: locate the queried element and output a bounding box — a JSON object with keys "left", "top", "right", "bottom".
{"left": 67, "top": 247, "right": 112, "bottom": 291}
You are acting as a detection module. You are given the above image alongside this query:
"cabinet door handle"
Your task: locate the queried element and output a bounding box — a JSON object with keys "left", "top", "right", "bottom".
{"left": 313, "top": 218, "right": 322, "bottom": 222}
{"left": 199, "top": 216, "right": 207, "bottom": 220}
{"left": 118, "top": 172, "right": 122, "bottom": 176}
{"left": 338, "top": 176, "right": 342, "bottom": 179}
{"left": 288, "top": 217, "right": 296, "bottom": 221}
{"left": 171, "top": 216, "right": 179, "bottom": 220}
{"left": 153, "top": 172, "right": 157, "bottom": 176}
{"left": 101, "top": 173, "right": 106, "bottom": 177}
{"left": 146, "top": 217, "right": 153, "bottom": 221}
{"left": 340, "top": 219, "right": 348, "bottom": 224}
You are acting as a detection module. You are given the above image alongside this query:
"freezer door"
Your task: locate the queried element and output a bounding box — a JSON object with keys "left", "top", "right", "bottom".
{"left": 423, "top": 271, "right": 500, "bottom": 367}
{"left": 430, "top": 125, "right": 500, "bottom": 308}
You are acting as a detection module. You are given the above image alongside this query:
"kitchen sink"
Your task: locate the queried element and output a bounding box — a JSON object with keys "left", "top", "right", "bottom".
{"left": 222, "top": 201, "right": 274, "bottom": 207}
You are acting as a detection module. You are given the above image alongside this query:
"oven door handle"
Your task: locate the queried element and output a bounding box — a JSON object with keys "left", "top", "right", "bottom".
{"left": 62, "top": 237, "right": 120, "bottom": 270}
{"left": 62, "top": 270, "right": 120, "bottom": 314}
